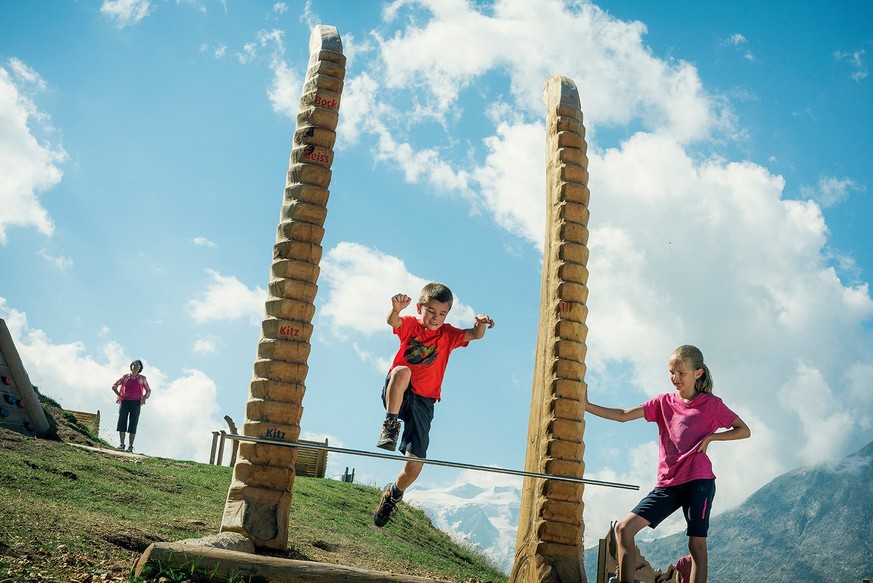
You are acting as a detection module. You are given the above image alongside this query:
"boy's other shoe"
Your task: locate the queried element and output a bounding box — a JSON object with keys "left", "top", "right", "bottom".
{"left": 376, "top": 418, "right": 401, "bottom": 451}
{"left": 373, "top": 484, "right": 402, "bottom": 527}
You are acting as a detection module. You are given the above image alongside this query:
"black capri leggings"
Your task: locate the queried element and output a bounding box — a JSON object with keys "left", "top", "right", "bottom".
{"left": 116, "top": 400, "right": 142, "bottom": 434}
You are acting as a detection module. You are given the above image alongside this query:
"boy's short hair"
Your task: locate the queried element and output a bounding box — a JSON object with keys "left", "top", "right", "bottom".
{"left": 419, "top": 282, "right": 453, "bottom": 306}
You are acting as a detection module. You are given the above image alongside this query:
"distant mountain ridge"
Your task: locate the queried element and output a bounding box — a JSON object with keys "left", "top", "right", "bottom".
{"left": 636, "top": 441, "right": 873, "bottom": 583}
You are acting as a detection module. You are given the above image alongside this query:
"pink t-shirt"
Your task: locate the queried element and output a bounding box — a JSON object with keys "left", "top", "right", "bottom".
{"left": 642, "top": 392, "right": 738, "bottom": 487}
{"left": 390, "top": 316, "right": 469, "bottom": 400}
{"left": 113, "top": 374, "right": 151, "bottom": 402}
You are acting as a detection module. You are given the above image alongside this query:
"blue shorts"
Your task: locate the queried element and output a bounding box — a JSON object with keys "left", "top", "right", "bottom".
{"left": 631, "top": 478, "right": 716, "bottom": 537}
{"left": 382, "top": 375, "right": 435, "bottom": 458}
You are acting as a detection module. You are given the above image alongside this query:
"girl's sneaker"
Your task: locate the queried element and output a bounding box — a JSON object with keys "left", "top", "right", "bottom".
{"left": 127, "top": 445, "right": 134, "bottom": 452}
{"left": 117, "top": 443, "right": 125, "bottom": 450}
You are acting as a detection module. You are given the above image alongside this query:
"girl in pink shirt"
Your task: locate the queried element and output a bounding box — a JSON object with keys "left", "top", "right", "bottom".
{"left": 586, "top": 345, "right": 751, "bottom": 583}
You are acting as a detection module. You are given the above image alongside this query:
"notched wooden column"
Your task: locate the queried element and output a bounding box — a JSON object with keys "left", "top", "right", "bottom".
{"left": 510, "top": 75, "right": 591, "bottom": 583}
{"left": 220, "top": 24, "right": 345, "bottom": 551}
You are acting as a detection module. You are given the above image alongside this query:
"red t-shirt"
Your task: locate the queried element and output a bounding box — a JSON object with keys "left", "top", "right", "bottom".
{"left": 390, "top": 316, "right": 469, "bottom": 400}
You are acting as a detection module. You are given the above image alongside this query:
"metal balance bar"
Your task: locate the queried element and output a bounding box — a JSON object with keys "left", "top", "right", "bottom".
{"left": 224, "top": 434, "right": 639, "bottom": 491}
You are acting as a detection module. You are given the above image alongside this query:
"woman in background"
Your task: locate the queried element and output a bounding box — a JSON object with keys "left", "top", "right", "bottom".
{"left": 112, "top": 359, "right": 151, "bottom": 453}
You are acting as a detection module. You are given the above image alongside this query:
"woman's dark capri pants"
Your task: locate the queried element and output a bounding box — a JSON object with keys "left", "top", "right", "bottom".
{"left": 116, "top": 400, "right": 143, "bottom": 434}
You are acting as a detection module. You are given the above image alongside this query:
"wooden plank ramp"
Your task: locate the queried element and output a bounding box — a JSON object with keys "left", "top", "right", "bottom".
{"left": 134, "top": 541, "right": 439, "bottom": 583}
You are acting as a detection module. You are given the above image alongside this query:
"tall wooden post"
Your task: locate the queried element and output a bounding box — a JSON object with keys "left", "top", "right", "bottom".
{"left": 510, "top": 75, "right": 591, "bottom": 582}
{"left": 219, "top": 24, "right": 345, "bottom": 550}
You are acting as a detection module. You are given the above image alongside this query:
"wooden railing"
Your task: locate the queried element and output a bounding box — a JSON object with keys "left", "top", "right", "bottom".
{"left": 208, "top": 415, "right": 327, "bottom": 479}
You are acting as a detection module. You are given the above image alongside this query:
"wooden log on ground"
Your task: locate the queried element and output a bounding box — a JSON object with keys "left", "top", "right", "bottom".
{"left": 133, "top": 541, "right": 439, "bottom": 583}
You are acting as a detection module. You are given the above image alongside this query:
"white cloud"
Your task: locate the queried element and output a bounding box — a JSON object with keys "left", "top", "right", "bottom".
{"left": 350, "top": 341, "right": 392, "bottom": 375}
{"left": 267, "top": 59, "right": 303, "bottom": 119}
{"left": 473, "top": 117, "right": 545, "bottom": 246}
{"left": 777, "top": 361, "right": 863, "bottom": 463}
{"left": 834, "top": 48, "right": 868, "bottom": 81}
{"left": 800, "top": 175, "right": 865, "bottom": 208}
{"left": 238, "top": 42, "right": 258, "bottom": 65}
{"left": 145, "top": 368, "right": 220, "bottom": 460}
{"left": 330, "top": 1, "right": 739, "bottom": 253}
{"left": 192, "top": 335, "right": 221, "bottom": 355}
{"left": 336, "top": 73, "right": 381, "bottom": 145}
{"left": 230, "top": 27, "right": 305, "bottom": 120}
{"left": 373, "top": 0, "right": 723, "bottom": 142}
{"left": 100, "top": 0, "right": 153, "bottom": 29}
{"left": 0, "top": 59, "right": 67, "bottom": 244}
{"left": 192, "top": 236, "right": 217, "bottom": 248}
{"left": 186, "top": 268, "right": 265, "bottom": 325}
{"left": 372, "top": 125, "right": 472, "bottom": 192}
{"left": 318, "top": 242, "right": 477, "bottom": 340}
{"left": 37, "top": 248, "right": 73, "bottom": 271}
{"left": 846, "top": 362, "right": 873, "bottom": 411}
{"left": 724, "top": 32, "right": 755, "bottom": 62}
{"left": 318, "top": 242, "right": 429, "bottom": 337}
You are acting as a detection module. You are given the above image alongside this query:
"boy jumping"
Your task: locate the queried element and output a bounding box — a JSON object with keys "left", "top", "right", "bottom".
{"left": 373, "top": 282, "right": 494, "bottom": 527}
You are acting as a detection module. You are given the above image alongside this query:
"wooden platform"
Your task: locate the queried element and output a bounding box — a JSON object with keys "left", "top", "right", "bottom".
{"left": 68, "top": 409, "right": 100, "bottom": 434}
{"left": 295, "top": 438, "right": 328, "bottom": 477}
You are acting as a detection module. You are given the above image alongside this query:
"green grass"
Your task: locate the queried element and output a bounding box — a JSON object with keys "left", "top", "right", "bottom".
{"left": 0, "top": 426, "right": 507, "bottom": 582}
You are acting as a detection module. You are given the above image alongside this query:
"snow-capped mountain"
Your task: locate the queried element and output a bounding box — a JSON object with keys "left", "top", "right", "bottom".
{"left": 405, "top": 473, "right": 522, "bottom": 574}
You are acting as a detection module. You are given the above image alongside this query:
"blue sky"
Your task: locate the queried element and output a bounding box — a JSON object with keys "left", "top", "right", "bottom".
{"left": 1, "top": 0, "right": 872, "bottom": 556}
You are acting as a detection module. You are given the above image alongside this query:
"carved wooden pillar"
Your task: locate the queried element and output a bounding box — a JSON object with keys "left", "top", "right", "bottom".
{"left": 510, "top": 75, "right": 591, "bottom": 583}
{"left": 219, "top": 24, "right": 344, "bottom": 551}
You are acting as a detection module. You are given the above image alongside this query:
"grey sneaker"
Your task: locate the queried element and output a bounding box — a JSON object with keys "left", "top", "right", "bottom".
{"left": 117, "top": 443, "right": 125, "bottom": 450}
{"left": 376, "top": 418, "right": 400, "bottom": 451}
{"left": 373, "top": 484, "right": 402, "bottom": 527}
{"left": 127, "top": 445, "right": 134, "bottom": 453}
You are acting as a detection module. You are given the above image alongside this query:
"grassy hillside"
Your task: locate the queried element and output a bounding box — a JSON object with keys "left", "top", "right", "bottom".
{"left": 0, "top": 400, "right": 507, "bottom": 582}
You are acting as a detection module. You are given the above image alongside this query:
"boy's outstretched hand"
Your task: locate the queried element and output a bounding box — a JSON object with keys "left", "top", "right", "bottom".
{"left": 466, "top": 314, "right": 495, "bottom": 341}
{"left": 474, "top": 314, "right": 495, "bottom": 329}
{"left": 392, "top": 293, "right": 412, "bottom": 312}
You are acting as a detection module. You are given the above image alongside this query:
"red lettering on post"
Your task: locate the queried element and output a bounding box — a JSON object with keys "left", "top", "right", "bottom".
{"left": 303, "top": 149, "right": 331, "bottom": 164}
{"left": 278, "top": 325, "right": 300, "bottom": 337}
{"left": 314, "top": 95, "right": 339, "bottom": 109}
